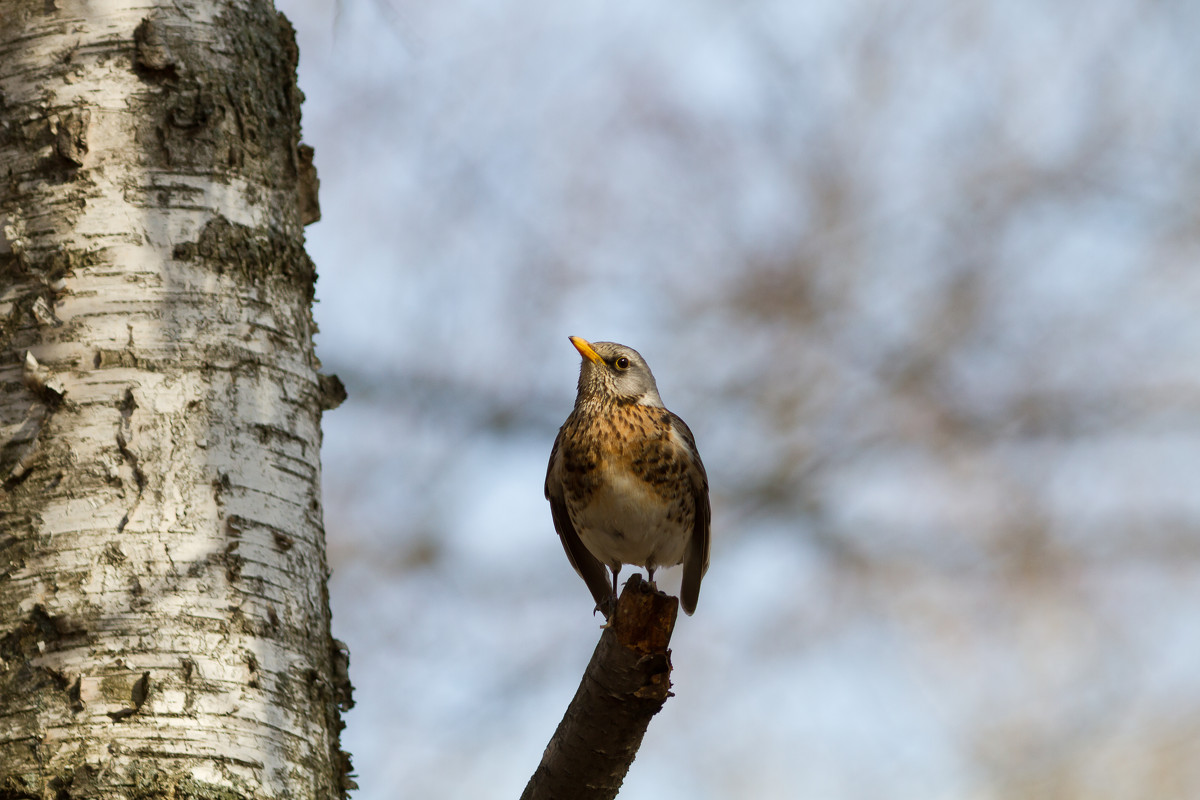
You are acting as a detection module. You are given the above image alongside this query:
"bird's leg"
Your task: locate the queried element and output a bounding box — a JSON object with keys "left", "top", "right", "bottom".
{"left": 595, "top": 565, "right": 621, "bottom": 628}
{"left": 646, "top": 565, "right": 657, "bottom": 590}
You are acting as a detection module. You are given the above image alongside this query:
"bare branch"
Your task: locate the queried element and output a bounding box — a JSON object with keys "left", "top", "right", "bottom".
{"left": 521, "top": 574, "right": 679, "bottom": 800}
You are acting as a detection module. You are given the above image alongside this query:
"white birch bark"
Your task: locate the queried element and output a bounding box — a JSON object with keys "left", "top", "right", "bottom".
{"left": 0, "top": 1, "right": 350, "bottom": 797}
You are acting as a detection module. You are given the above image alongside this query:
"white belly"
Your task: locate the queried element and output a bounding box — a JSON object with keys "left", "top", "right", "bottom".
{"left": 570, "top": 467, "right": 687, "bottom": 570}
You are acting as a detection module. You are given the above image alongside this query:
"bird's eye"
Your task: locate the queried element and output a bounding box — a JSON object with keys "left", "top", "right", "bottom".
{"left": 615, "top": 356, "right": 630, "bottom": 370}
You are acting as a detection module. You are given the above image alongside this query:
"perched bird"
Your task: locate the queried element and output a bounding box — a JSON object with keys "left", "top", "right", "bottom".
{"left": 545, "top": 337, "right": 710, "bottom": 616}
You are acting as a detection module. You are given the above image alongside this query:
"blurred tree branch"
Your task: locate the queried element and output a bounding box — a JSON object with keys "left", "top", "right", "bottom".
{"left": 521, "top": 575, "right": 678, "bottom": 800}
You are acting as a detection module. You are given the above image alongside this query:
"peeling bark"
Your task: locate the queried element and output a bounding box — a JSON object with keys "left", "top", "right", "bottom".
{"left": 0, "top": 2, "right": 347, "bottom": 798}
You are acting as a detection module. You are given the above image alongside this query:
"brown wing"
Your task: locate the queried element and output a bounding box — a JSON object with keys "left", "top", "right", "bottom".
{"left": 545, "top": 429, "right": 613, "bottom": 611}
{"left": 671, "top": 412, "right": 710, "bottom": 616}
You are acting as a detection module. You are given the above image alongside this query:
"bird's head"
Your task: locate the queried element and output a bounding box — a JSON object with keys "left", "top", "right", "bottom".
{"left": 569, "top": 336, "right": 664, "bottom": 407}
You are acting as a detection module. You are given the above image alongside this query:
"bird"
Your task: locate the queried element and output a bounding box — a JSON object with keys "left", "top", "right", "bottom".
{"left": 545, "top": 336, "right": 710, "bottom": 617}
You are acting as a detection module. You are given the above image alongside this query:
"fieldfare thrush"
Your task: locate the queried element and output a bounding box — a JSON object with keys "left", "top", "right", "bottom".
{"left": 546, "top": 337, "right": 711, "bottom": 617}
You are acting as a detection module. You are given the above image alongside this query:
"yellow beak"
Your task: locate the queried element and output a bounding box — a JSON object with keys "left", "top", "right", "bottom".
{"left": 569, "top": 336, "right": 604, "bottom": 365}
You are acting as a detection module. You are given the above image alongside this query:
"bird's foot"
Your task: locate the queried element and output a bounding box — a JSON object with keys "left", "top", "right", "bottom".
{"left": 593, "top": 594, "right": 617, "bottom": 624}
{"left": 645, "top": 567, "right": 659, "bottom": 592}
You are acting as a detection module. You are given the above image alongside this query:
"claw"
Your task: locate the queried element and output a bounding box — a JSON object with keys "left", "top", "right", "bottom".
{"left": 593, "top": 593, "right": 617, "bottom": 622}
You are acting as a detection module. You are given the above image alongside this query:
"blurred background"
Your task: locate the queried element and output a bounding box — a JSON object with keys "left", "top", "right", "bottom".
{"left": 275, "top": 1, "right": 1200, "bottom": 798}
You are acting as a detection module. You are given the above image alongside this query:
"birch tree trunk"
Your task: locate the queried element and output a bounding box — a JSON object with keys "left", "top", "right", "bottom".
{"left": 0, "top": 2, "right": 351, "bottom": 797}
